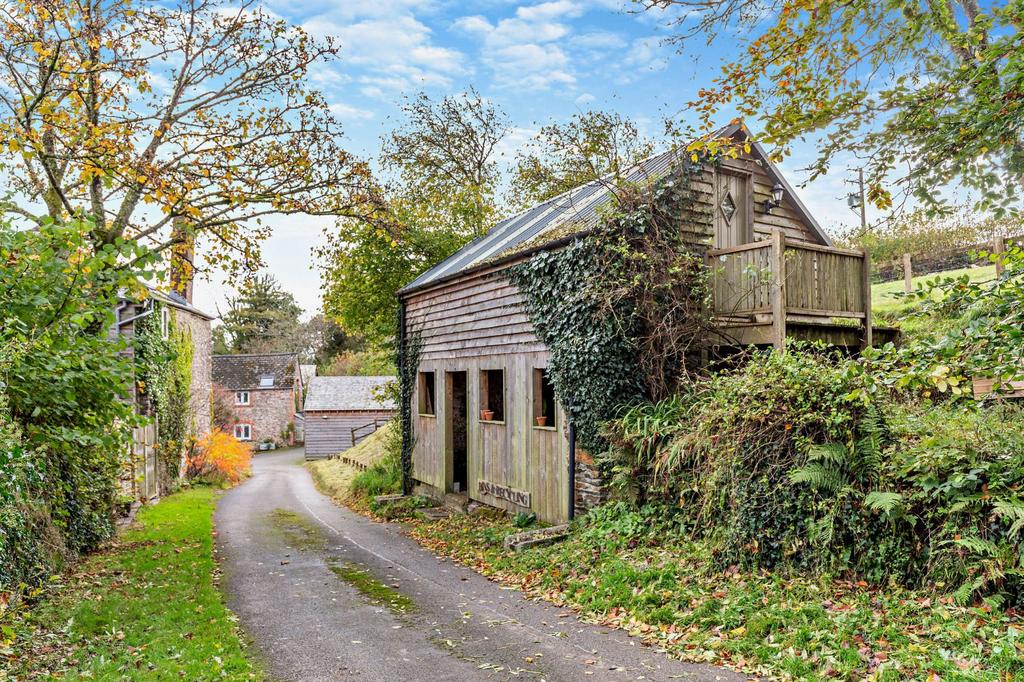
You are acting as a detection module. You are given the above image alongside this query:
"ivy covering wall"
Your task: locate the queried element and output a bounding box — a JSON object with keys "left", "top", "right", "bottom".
{"left": 507, "top": 166, "right": 713, "bottom": 454}
{"left": 134, "top": 305, "right": 194, "bottom": 489}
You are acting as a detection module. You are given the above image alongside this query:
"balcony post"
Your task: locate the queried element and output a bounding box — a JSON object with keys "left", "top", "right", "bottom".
{"left": 861, "top": 248, "right": 873, "bottom": 349}
{"left": 771, "top": 228, "right": 787, "bottom": 351}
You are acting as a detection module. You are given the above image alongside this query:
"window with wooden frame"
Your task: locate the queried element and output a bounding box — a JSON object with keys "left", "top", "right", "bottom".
{"left": 479, "top": 369, "right": 505, "bottom": 422}
{"left": 234, "top": 391, "right": 250, "bottom": 406}
{"left": 532, "top": 368, "right": 556, "bottom": 429}
{"left": 418, "top": 371, "right": 436, "bottom": 416}
{"left": 233, "top": 423, "right": 252, "bottom": 441}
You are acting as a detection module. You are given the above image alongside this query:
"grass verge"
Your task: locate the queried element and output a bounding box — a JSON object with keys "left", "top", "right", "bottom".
{"left": 2, "top": 487, "right": 262, "bottom": 680}
{"left": 872, "top": 264, "right": 996, "bottom": 314}
{"left": 401, "top": 508, "right": 1023, "bottom": 681}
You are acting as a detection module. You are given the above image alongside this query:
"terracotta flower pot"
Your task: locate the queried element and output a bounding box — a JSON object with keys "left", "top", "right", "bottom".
{"left": 535, "top": 416, "right": 548, "bottom": 427}
{"left": 481, "top": 409, "right": 495, "bottom": 421}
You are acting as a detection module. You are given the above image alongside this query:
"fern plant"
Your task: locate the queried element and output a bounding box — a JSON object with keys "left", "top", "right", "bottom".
{"left": 790, "top": 406, "right": 886, "bottom": 496}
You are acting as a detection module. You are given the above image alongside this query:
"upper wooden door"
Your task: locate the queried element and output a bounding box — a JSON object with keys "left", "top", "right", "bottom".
{"left": 713, "top": 170, "right": 752, "bottom": 249}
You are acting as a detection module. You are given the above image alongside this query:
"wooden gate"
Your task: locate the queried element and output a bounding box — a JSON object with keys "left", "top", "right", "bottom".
{"left": 132, "top": 420, "right": 159, "bottom": 502}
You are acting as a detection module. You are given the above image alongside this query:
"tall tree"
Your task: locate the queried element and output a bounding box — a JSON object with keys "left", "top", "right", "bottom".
{"left": 320, "top": 90, "right": 509, "bottom": 346}
{"left": 511, "top": 110, "right": 656, "bottom": 208}
{"left": 0, "top": 0, "right": 377, "bottom": 273}
{"left": 217, "top": 275, "right": 303, "bottom": 354}
{"left": 640, "top": 0, "right": 1024, "bottom": 217}
{"left": 382, "top": 88, "right": 509, "bottom": 237}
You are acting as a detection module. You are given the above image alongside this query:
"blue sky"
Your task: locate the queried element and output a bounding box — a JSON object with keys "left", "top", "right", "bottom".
{"left": 194, "top": 0, "right": 870, "bottom": 319}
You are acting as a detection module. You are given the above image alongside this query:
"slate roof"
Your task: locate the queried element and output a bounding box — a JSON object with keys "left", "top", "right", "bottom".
{"left": 303, "top": 376, "right": 396, "bottom": 412}
{"left": 398, "top": 122, "right": 830, "bottom": 295}
{"left": 212, "top": 353, "right": 297, "bottom": 390}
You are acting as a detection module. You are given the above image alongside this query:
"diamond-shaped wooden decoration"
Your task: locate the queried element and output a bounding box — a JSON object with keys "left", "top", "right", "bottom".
{"left": 720, "top": 192, "right": 736, "bottom": 222}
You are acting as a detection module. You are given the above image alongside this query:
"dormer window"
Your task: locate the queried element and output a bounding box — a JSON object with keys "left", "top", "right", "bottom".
{"left": 259, "top": 375, "right": 275, "bottom": 388}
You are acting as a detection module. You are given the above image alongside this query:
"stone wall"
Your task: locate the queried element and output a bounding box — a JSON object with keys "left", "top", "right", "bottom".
{"left": 230, "top": 388, "right": 295, "bottom": 446}
{"left": 174, "top": 308, "right": 212, "bottom": 441}
{"left": 573, "top": 449, "right": 606, "bottom": 512}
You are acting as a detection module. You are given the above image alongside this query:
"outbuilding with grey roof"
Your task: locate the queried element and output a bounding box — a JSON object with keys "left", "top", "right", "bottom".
{"left": 303, "top": 375, "right": 396, "bottom": 459}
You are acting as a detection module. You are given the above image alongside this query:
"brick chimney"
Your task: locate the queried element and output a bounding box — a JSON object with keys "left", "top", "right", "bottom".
{"left": 170, "top": 217, "right": 195, "bottom": 303}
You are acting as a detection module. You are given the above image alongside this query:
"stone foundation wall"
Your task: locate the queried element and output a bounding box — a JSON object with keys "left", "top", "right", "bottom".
{"left": 574, "top": 449, "right": 606, "bottom": 512}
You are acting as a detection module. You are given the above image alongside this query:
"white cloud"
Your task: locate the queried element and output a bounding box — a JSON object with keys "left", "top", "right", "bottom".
{"left": 570, "top": 31, "right": 626, "bottom": 49}
{"left": 300, "top": 8, "right": 466, "bottom": 97}
{"left": 622, "top": 36, "right": 670, "bottom": 73}
{"left": 452, "top": 1, "right": 590, "bottom": 90}
{"left": 515, "top": 0, "right": 584, "bottom": 22}
{"left": 329, "top": 102, "right": 374, "bottom": 121}
{"left": 574, "top": 92, "right": 596, "bottom": 106}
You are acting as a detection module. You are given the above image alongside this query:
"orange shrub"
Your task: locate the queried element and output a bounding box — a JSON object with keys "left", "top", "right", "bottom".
{"left": 188, "top": 429, "right": 252, "bottom": 484}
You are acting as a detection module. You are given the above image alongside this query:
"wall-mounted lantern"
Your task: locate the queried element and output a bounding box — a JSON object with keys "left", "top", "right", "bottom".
{"left": 764, "top": 182, "right": 785, "bottom": 214}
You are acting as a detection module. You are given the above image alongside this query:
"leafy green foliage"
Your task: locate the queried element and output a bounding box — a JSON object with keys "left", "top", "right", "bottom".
{"left": 863, "top": 244, "right": 1024, "bottom": 398}
{"left": 0, "top": 219, "right": 148, "bottom": 592}
{"left": 508, "top": 165, "right": 713, "bottom": 454}
{"left": 511, "top": 511, "right": 536, "bottom": 529}
{"left": 410, "top": 506, "right": 1024, "bottom": 680}
{"left": 352, "top": 419, "right": 404, "bottom": 500}
{"left": 321, "top": 89, "right": 507, "bottom": 347}
{"left": 215, "top": 274, "right": 303, "bottom": 354}
{"left": 653, "top": 0, "right": 1024, "bottom": 218}
{"left": 509, "top": 110, "right": 655, "bottom": 209}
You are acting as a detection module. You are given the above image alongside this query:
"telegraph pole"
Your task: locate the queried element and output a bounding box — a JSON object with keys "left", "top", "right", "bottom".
{"left": 857, "top": 168, "right": 867, "bottom": 233}
{"left": 845, "top": 168, "right": 868, "bottom": 234}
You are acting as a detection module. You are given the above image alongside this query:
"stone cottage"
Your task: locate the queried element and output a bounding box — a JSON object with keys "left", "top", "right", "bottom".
{"left": 113, "top": 262, "right": 215, "bottom": 501}
{"left": 212, "top": 352, "right": 302, "bottom": 447}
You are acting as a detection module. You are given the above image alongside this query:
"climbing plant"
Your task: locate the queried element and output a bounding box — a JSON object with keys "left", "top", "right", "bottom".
{"left": 396, "top": 320, "right": 422, "bottom": 495}
{"left": 507, "top": 164, "right": 715, "bottom": 454}
{"left": 134, "top": 305, "right": 194, "bottom": 488}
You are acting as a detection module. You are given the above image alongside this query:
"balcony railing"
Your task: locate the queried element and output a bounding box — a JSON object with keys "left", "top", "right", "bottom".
{"left": 705, "top": 229, "right": 872, "bottom": 348}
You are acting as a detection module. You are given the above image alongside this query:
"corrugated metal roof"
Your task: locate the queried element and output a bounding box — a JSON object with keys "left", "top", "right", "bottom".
{"left": 400, "top": 147, "right": 687, "bottom": 294}
{"left": 397, "top": 121, "right": 833, "bottom": 296}
{"left": 303, "top": 375, "right": 397, "bottom": 412}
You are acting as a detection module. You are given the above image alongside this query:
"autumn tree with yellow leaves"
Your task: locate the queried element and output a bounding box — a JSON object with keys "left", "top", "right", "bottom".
{"left": 0, "top": 0, "right": 378, "bottom": 273}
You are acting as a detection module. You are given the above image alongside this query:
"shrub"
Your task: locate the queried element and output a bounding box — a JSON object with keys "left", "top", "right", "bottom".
{"left": 1, "top": 220, "right": 147, "bottom": 594}
{"left": 187, "top": 430, "right": 252, "bottom": 485}
{"left": 604, "top": 342, "right": 1024, "bottom": 604}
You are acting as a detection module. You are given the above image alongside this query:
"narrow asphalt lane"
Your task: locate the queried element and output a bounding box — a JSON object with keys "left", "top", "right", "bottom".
{"left": 214, "top": 448, "right": 746, "bottom": 682}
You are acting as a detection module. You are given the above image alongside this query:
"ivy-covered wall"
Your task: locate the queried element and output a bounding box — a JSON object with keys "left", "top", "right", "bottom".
{"left": 133, "top": 303, "right": 196, "bottom": 490}
{"left": 507, "top": 167, "right": 713, "bottom": 455}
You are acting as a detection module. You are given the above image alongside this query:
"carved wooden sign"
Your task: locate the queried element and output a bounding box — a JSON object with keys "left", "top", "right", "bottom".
{"left": 477, "top": 480, "right": 531, "bottom": 508}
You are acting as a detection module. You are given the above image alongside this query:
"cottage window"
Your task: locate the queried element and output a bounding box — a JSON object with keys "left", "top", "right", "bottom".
{"left": 479, "top": 369, "right": 505, "bottom": 422}
{"left": 233, "top": 423, "right": 252, "bottom": 441}
{"left": 532, "top": 368, "right": 556, "bottom": 429}
{"left": 235, "top": 391, "right": 250, "bottom": 405}
{"left": 259, "top": 374, "right": 275, "bottom": 388}
{"left": 159, "top": 306, "right": 170, "bottom": 338}
{"left": 418, "top": 371, "right": 436, "bottom": 416}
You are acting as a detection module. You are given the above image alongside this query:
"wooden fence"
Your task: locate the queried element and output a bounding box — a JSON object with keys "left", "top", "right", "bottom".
{"left": 131, "top": 420, "right": 159, "bottom": 502}
{"left": 707, "top": 229, "right": 872, "bottom": 349}
{"left": 880, "top": 235, "right": 1015, "bottom": 288}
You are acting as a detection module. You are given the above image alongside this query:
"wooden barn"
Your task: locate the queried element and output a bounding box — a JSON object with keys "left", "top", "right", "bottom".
{"left": 397, "top": 122, "right": 885, "bottom": 524}
{"left": 303, "top": 376, "right": 396, "bottom": 459}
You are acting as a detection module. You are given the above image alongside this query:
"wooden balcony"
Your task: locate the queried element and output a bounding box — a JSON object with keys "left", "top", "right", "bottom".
{"left": 705, "top": 229, "right": 874, "bottom": 349}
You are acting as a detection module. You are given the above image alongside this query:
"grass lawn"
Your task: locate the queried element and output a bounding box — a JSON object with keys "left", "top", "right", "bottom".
{"left": 3, "top": 487, "right": 262, "bottom": 680}
{"left": 872, "top": 264, "right": 997, "bottom": 314}
{"left": 393, "top": 508, "right": 1023, "bottom": 681}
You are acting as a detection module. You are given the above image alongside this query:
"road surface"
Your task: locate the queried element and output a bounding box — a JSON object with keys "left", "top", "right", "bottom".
{"left": 214, "top": 448, "right": 746, "bottom": 682}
